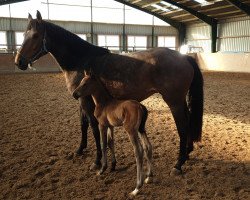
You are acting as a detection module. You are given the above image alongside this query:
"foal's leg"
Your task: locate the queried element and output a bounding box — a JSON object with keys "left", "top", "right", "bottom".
{"left": 98, "top": 125, "right": 108, "bottom": 175}
{"left": 107, "top": 127, "right": 116, "bottom": 171}
{"left": 139, "top": 132, "right": 153, "bottom": 183}
{"left": 126, "top": 129, "right": 144, "bottom": 196}
{"left": 79, "top": 97, "right": 102, "bottom": 170}
{"left": 168, "top": 101, "right": 189, "bottom": 175}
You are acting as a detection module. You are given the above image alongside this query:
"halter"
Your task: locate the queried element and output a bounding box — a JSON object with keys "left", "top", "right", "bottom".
{"left": 17, "top": 27, "right": 48, "bottom": 66}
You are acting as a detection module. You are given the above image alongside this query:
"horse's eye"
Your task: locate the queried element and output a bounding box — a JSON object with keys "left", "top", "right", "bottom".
{"left": 32, "top": 33, "right": 39, "bottom": 39}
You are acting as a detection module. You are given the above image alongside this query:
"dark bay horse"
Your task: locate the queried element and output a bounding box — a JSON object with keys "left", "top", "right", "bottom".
{"left": 73, "top": 74, "right": 152, "bottom": 196}
{"left": 15, "top": 11, "right": 203, "bottom": 175}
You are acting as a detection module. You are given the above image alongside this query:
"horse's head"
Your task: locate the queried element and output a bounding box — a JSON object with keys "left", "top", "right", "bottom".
{"left": 73, "top": 73, "right": 96, "bottom": 100}
{"left": 15, "top": 11, "right": 48, "bottom": 70}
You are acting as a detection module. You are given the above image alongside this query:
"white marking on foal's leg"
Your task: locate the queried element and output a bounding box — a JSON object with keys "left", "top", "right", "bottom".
{"left": 130, "top": 188, "right": 139, "bottom": 196}
{"left": 144, "top": 176, "right": 152, "bottom": 184}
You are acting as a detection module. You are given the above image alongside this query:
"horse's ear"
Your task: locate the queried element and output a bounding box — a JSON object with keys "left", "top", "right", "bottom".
{"left": 28, "top": 13, "right": 33, "bottom": 21}
{"left": 36, "top": 10, "right": 42, "bottom": 23}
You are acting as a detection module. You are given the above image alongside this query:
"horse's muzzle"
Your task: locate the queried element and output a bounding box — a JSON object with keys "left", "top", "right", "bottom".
{"left": 15, "top": 52, "right": 29, "bottom": 70}
{"left": 15, "top": 61, "right": 28, "bottom": 70}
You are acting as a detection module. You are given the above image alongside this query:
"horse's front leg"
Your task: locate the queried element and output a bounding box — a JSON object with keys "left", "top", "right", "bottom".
{"left": 76, "top": 106, "right": 89, "bottom": 155}
{"left": 79, "top": 96, "right": 102, "bottom": 170}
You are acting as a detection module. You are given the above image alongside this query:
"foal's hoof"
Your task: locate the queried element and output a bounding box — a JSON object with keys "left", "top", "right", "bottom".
{"left": 97, "top": 170, "right": 103, "bottom": 176}
{"left": 129, "top": 188, "right": 139, "bottom": 197}
{"left": 144, "top": 176, "right": 153, "bottom": 184}
{"left": 170, "top": 168, "right": 182, "bottom": 176}
{"left": 89, "top": 163, "right": 101, "bottom": 171}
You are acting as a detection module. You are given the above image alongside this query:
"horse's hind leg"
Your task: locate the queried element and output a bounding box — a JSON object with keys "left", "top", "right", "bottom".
{"left": 107, "top": 127, "right": 116, "bottom": 171}
{"left": 138, "top": 132, "right": 153, "bottom": 183}
{"left": 168, "top": 101, "right": 189, "bottom": 175}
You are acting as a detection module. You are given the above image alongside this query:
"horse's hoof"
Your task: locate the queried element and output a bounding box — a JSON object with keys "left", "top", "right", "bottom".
{"left": 110, "top": 167, "right": 116, "bottom": 172}
{"left": 170, "top": 168, "right": 182, "bottom": 176}
{"left": 129, "top": 188, "right": 139, "bottom": 197}
{"left": 76, "top": 149, "right": 83, "bottom": 156}
{"left": 89, "top": 163, "right": 101, "bottom": 171}
{"left": 110, "top": 164, "right": 116, "bottom": 172}
{"left": 144, "top": 176, "right": 153, "bottom": 184}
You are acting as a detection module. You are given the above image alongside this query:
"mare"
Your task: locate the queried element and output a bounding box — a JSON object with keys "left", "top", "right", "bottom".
{"left": 15, "top": 11, "right": 204, "bottom": 175}
{"left": 73, "top": 74, "right": 152, "bottom": 196}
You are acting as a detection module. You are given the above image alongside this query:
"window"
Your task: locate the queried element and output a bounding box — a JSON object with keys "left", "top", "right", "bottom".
{"left": 98, "top": 35, "right": 119, "bottom": 51}
{"left": 15, "top": 32, "right": 25, "bottom": 49}
{"left": 158, "top": 36, "right": 176, "bottom": 50}
{"left": 0, "top": 31, "right": 7, "bottom": 49}
{"left": 76, "top": 34, "right": 87, "bottom": 41}
{"left": 127, "top": 36, "right": 147, "bottom": 51}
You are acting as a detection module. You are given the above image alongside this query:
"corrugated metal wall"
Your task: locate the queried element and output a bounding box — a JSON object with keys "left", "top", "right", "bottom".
{"left": 186, "top": 16, "right": 250, "bottom": 52}
{"left": 0, "top": 17, "right": 177, "bottom": 36}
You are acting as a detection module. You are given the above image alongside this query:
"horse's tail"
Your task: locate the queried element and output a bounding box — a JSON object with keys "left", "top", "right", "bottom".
{"left": 139, "top": 104, "right": 148, "bottom": 134}
{"left": 187, "top": 56, "right": 204, "bottom": 142}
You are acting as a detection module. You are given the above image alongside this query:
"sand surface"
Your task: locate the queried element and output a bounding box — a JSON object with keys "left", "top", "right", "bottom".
{"left": 0, "top": 72, "right": 249, "bottom": 200}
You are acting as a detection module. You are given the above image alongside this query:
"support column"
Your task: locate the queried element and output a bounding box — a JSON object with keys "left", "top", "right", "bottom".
{"left": 211, "top": 22, "right": 217, "bottom": 53}
{"left": 151, "top": 16, "right": 155, "bottom": 48}
{"left": 6, "top": 30, "right": 15, "bottom": 52}
{"left": 122, "top": 4, "right": 126, "bottom": 52}
{"left": 178, "top": 24, "right": 186, "bottom": 49}
{"left": 90, "top": 0, "right": 94, "bottom": 44}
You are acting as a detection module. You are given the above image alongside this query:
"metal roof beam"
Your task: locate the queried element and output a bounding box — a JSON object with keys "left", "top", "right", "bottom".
{"left": 131, "top": 0, "right": 142, "bottom": 3}
{"left": 226, "top": 0, "right": 250, "bottom": 15}
{"left": 114, "top": 0, "right": 184, "bottom": 29}
{"left": 161, "top": 0, "right": 217, "bottom": 25}
{"left": 0, "top": 0, "right": 27, "bottom": 5}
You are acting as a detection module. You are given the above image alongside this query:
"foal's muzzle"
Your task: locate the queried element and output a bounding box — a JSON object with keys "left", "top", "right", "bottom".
{"left": 72, "top": 91, "right": 80, "bottom": 100}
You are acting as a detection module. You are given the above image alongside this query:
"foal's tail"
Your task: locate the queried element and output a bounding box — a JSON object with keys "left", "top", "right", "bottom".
{"left": 187, "top": 56, "right": 204, "bottom": 142}
{"left": 139, "top": 104, "right": 148, "bottom": 134}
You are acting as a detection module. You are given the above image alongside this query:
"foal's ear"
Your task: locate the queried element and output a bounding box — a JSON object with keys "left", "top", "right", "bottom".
{"left": 89, "top": 69, "right": 94, "bottom": 77}
{"left": 28, "top": 13, "right": 33, "bottom": 21}
{"left": 84, "top": 70, "right": 89, "bottom": 76}
{"left": 36, "top": 10, "right": 42, "bottom": 23}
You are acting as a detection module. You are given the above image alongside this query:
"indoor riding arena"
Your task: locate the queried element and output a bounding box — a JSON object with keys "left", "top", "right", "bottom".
{"left": 0, "top": 1, "right": 249, "bottom": 200}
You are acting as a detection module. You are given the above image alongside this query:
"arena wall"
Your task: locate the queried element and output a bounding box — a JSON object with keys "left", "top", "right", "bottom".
{"left": 0, "top": 53, "right": 60, "bottom": 73}
{"left": 1, "top": 52, "right": 250, "bottom": 74}
{"left": 197, "top": 52, "right": 250, "bottom": 73}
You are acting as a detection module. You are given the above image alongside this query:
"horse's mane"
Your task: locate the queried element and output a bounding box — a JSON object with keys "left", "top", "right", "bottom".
{"left": 44, "top": 21, "right": 110, "bottom": 58}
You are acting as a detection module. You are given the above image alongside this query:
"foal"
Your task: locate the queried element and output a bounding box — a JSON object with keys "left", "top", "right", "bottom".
{"left": 73, "top": 74, "right": 153, "bottom": 196}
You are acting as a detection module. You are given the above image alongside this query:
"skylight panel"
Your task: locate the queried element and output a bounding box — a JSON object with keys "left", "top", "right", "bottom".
{"left": 193, "top": 0, "right": 211, "bottom": 5}
{"left": 151, "top": 4, "right": 170, "bottom": 12}
{"left": 160, "top": 1, "right": 178, "bottom": 9}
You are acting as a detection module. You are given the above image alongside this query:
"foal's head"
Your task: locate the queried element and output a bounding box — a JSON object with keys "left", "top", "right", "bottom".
{"left": 73, "top": 75, "right": 97, "bottom": 100}
{"left": 15, "top": 11, "right": 47, "bottom": 70}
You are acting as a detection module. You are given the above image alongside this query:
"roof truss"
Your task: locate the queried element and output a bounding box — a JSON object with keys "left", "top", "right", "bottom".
{"left": 226, "top": 0, "right": 250, "bottom": 15}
